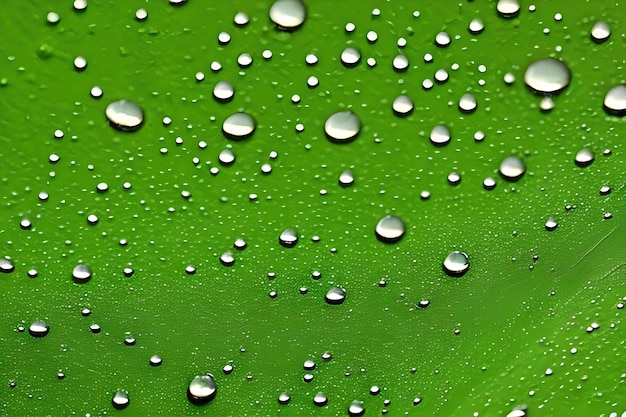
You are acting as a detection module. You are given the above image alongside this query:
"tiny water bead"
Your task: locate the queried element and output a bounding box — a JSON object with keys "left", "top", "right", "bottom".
{"left": 237, "top": 53, "right": 253, "bottom": 68}
{"left": 443, "top": 251, "right": 470, "bottom": 277}
{"left": 222, "top": 112, "right": 256, "bottom": 139}
{"left": 600, "top": 185, "right": 611, "bottom": 195}
{"left": 348, "top": 401, "right": 365, "bottom": 416}
{"left": 47, "top": 12, "right": 61, "bottom": 24}
{"left": 105, "top": 100, "right": 144, "bottom": 131}
{"left": 430, "top": 125, "right": 451, "bottom": 146}
{"left": 499, "top": 156, "right": 526, "bottom": 181}
{"left": 375, "top": 215, "right": 406, "bottom": 243}
{"left": 603, "top": 85, "right": 626, "bottom": 116}
{"left": 324, "top": 111, "right": 361, "bottom": 142}
{"left": 217, "top": 31, "right": 231, "bottom": 45}
{"left": 325, "top": 287, "right": 346, "bottom": 305}
{"left": 213, "top": 81, "right": 235, "bottom": 102}
{"left": 496, "top": 0, "right": 520, "bottom": 17}
{"left": 234, "top": 11, "right": 249, "bottom": 26}
{"left": 187, "top": 374, "right": 217, "bottom": 404}
{"left": 278, "top": 393, "right": 291, "bottom": 404}
{"left": 575, "top": 148, "right": 594, "bottom": 167}
{"left": 112, "top": 390, "right": 130, "bottom": 410}
{"left": 29, "top": 321, "right": 49, "bottom": 338}
{"left": 269, "top": 0, "right": 307, "bottom": 31}
{"left": 313, "top": 392, "right": 328, "bottom": 406}
{"left": 590, "top": 21, "right": 610, "bottom": 43}
{"left": 72, "top": 264, "right": 92, "bottom": 283}
{"left": 524, "top": 58, "right": 571, "bottom": 94}
{"left": 341, "top": 47, "right": 361, "bottom": 67}
{"left": 392, "top": 95, "right": 414, "bottom": 116}
{"left": 545, "top": 217, "right": 558, "bottom": 231}
{"left": 279, "top": 228, "right": 298, "bottom": 247}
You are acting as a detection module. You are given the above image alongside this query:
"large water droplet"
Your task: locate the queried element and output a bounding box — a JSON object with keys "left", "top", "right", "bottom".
{"left": 29, "top": 320, "right": 49, "bottom": 338}
{"left": 469, "top": 18, "right": 485, "bottom": 34}
{"left": 348, "top": 401, "right": 365, "bottom": 416}
{"left": 0, "top": 259, "right": 15, "bottom": 273}
{"left": 220, "top": 252, "right": 235, "bottom": 267}
{"left": 545, "top": 217, "right": 558, "bottom": 231}
{"left": 324, "top": 111, "right": 361, "bottom": 142}
{"left": 269, "top": 0, "right": 307, "bottom": 31}
{"left": 429, "top": 125, "right": 451, "bottom": 146}
{"left": 278, "top": 392, "right": 291, "bottom": 404}
{"left": 458, "top": 94, "right": 477, "bottom": 113}
{"left": 187, "top": 374, "right": 217, "bottom": 405}
{"left": 375, "top": 215, "right": 405, "bottom": 243}
{"left": 72, "top": 264, "right": 92, "bottom": 283}
{"left": 524, "top": 58, "right": 571, "bottom": 94}
{"left": 341, "top": 47, "right": 361, "bottom": 67}
{"left": 603, "top": 85, "right": 626, "bottom": 116}
{"left": 105, "top": 100, "right": 144, "bottom": 132}
{"left": 313, "top": 392, "right": 328, "bottom": 406}
{"left": 443, "top": 251, "right": 470, "bottom": 277}
{"left": 279, "top": 228, "right": 298, "bottom": 248}
{"left": 575, "top": 148, "right": 594, "bottom": 167}
{"left": 213, "top": 81, "right": 235, "bottom": 102}
{"left": 325, "top": 287, "right": 346, "bottom": 305}
{"left": 591, "top": 21, "right": 610, "bottom": 43}
{"left": 497, "top": 0, "right": 520, "bottom": 17}
{"left": 222, "top": 113, "right": 256, "bottom": 139}
{"left": 112, "top": 389, "right": 130, "bottom": 409}
{"left": 339, "top": 170, "right": 354, "bottom": 187}
{"left": 392, "top": 95, "right": 414, "bottom": 116}
{"left": 392, "top": 55, "right": 409, "bottom": 72}
{"left": 499, "top": 156, "right": 526, "bottom": 181}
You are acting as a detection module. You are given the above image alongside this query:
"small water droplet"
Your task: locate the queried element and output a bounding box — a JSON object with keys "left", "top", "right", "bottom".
{"left": 603, "top": 85, "right": 626, "bottom": 116}
{"left": 72, "top": 264, "right": 92, "bottom": 283}
{"left": 279, "top": 228, "right": 298, "bottom": 248}
{"left": 545, "top": 217, "right": 558, "bottom": 231}
{"left": 392, "top": 55, "right": 409, "bottom": 72}
{"left": 392, "top": 95, "right": 414, "bottom": 116}
{"left": 29, "top": 321, "right": 49, "bottom": 338}
{"left": 278, "top": 392, "right": 291, "bottom": 404}
{"left": 269, "top": 0, "right": 307, "bottom": 31}
{"left": 324, "top": 111, "right": 361, "bottom": 142}
{"left": 222, "top": 113, "right": 255, "bottom": 139}
{"left": 600, "top": 185, "right": 611, "bottom": 195}
{"left": 417, "top": 299, "right": 430, "bottom": 308}
{"left": 341, "top": 47, "right": 361, "bottom": 67}
{"left": 447, "top": 172, "right": 461, "bottom": 185}
{"left": 497, "top": 0, "right": 520, "bottom": 17}
{"left": 220, "top": 252, "right": 235, "bottom": 267}
{"left": 434, "top": 68, "right": 449, "bottom": 83}
{"left": 483, "top": 177, "right": 496, "bottom": 190}
{"left": 429, "top": 125, "right": 451, "bottom": 146}
{"left": 90, "top": 323, "right": 101, "bottom": 333}
{"left": 339, "top": 170, "right": 354, "bottom": 187}
{"left": 187, "top": 374, "right": 217, "bottom": 405}
{"left": 234, "top": 12, "right": 249, "bottom": 26}
{"left": 90, "top": 85, "right": 103, "bottom": 99}
{"left": 237, "top": 53, "right": 253, "bottom": 68}
{"left": 348, "top": 401, "right": 365, "bottom": 416}
{"left": 150, "top": 355, "right": 162, "bottom": 366}
{"left": 375, "top": 215, "right": 405, "bottom": 243}
{"left": 47, "top": 12, "right": 61, "bottom": 24}
{"left": 313, "top": 392, "right": 328, "bottom": 406}
{"left": 591, "top": 21, "right": 610, "bottom": 43}
{"left": 499, "top": 156, "right": 526, "bottom": 181}
{"left": 135, "top": 8, "right": 148, "bottom": 21}
{"left": 218, "top": 149, "right": 236, "bottom": 166}
{"left": 325, "top": 287, "right": 346, "bottom": 305}
{"left": 524, "top": 58, "right": 571, "bottom": 94}
{"left": 366, "top": 30, "right": 378, "bottom": 43}
{"left": 435, "top": 32, "right": 451, "bottom": 47}
{"left": 458, "top": 94, "right": 477, "bottom": 113}
{"left": 213, "top": 81, "right": 234, "bottom": 102}
{"left": 469, "top": 18, "right": 484, "bottom": 34}
{"left": 105, "top": 100, "right": 144, "bottom": 132}
{"left": 217, "top": 31, "right": 231, "bottom": 45}
{"left": 303, "top": 360, "right": 316, "bottom": 370}
{"left": 540, "top": 96, "right": 555, "bottom": 112}
{"left": 443, "top": 251, "right": 470, "bottom": 277}
{"left": 112, "top": 389, "right": 130, "bottom": 410}
{"left": 575, "top": 148, "right": 594, "bottom": 167}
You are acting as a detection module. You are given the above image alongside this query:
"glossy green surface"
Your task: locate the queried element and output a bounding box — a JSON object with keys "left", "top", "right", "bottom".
{"left": 1, "top": 1, "right": 625, "bottom": 416}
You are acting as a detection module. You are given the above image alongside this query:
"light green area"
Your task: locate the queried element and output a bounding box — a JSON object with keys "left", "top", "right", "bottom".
{"left": 1, "top": 1, "right": 625, "bottom": 416}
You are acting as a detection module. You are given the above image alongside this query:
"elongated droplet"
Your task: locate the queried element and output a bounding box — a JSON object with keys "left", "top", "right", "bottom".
{"left": 325, "top": 287, "right": 346, "bottom": 305}
{"left": 112, "top": 390, "right": 130, "bottom": 410}
{"left": 375, "top": 215, "right": 405, "bottom": 243}
{"left": 72, "top": 264, "right": 92, "bottom": 283}
{"left": 29, "top": 321, "right": 49, "bottom": 338}
{"left": 348, "top": 401, "right": 365, "bottom": 416}
{"left": 324, "top": 111, "right": 361, "bottom": 142}
{"left": 222, "top": 113, "right": 255, "bottom": 139}
{"left": 279, "top": 228, "right": 298, "bottom": 247}
{"left": 443, "top": 251, "right": 470, "bottom": 277}
{"left": 105, "top": 100, "right": 144, "bottom": 131}
{"left": 269, "top": 0, "right": 307, "bottom": 31}
{"left": 524, "top": 58, "right": 571, "bottom": 94}
{"left": 499, "top": 156, "right": 526, "bottom": 181}
{"left": 187, "top": 374, "right": 217, "bottom": 405}
{"left": 575, "top": 148, "right": 594, "bottom": 167}
{"left": 603, "top": 85, "right": 626, "bottom": 116}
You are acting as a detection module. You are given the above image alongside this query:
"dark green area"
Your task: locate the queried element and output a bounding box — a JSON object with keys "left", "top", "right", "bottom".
{"left": 1, "top": 1, "right": 624, "bottom": 416}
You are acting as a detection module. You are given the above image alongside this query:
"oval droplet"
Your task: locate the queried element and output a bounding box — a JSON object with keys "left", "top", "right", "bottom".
{"left": 575, "top": 148, "right": 594, "bottom": 167}
{"left": 591, "top": 21, "right": 610, "bottom": 43}
{"left": 392, "top": 54, "right": 409, "bottom": 72}
{"left": 222, "top": 112, "right": 256, "bottom": 139}
{"left": 278, "top": 392, "right": 291, "bottom": 404}
{"left": 499, "top": 156, "right": 526, "bottom": 181}
{"left": 348, "top": 401, "right": 366, "bottom": 416}
{"left": 603, "top": 85, "right": 626, "bottom": 116}
{"left": 269, "top": 0, "right": 307, "bottom": 31}
{"left": 72, "top": 264, "right": 92, "bottom": 283}
{"left": 545, "top": 217, "right": 558, "bottom": 231}
{"left": 469, "top": 18, "right": 484, "bottom": 34}
{"left": 324, "top": 111, "right": 361, "bottom": 143}
{"left": 524, "top": 58, "right": 571, "bottom": 95}
{"left": 313, "top": 392, "right": 328, "bottom": 406}
{"left": 112, "top": 390, "right": 130, "bottom": 410}
{"left": 279, "top": 228, "right": 298, "bottom": 248}
{"left": 375, "top": 215, "right": 406, "bottom": 243}
{"left": 339, "top": 170, "right": 354, "bottom": 187}
{"left": 392, "top": 95, "right": 414, "bottom": 116}
{"left": 0, "top": 259, "right": 15, "bottom": 273}
{"left": 29, "top": 320, "right": 49, "bottom": 338}
{"left": 213, "top": 81, "right": 235, "bottom": 102}
{"left": 187, "top": 374, "right": 217, "bottom": 405}
{"left": 325, "top": 287, "right": 346, "bottom": 305}
{"left": 443, "top": 251, "right": 470, "bottom": 277}
{"left": 105, "top": 100, "right": 144, "bottom": 132}
{"left": 497, "top": 0, "right": 520, "bottom": 17}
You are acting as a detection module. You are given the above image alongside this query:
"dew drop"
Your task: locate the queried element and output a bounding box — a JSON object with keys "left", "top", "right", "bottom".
{"left": 443, "top": 251, "right": 470, "bottom": 277}
{"left": 324, "top": 111, "right": 361, "bottom": 142}
{"left": 348, "top": 401, "right": 365, "bottom": 416}
{"left": 220, "top": 252, "right": 235, "bottom": 267}
{"left": 524, "top": 58, "right": 571, "bottom": 94}
{"left": 458, "top": 94, "right": 477, "bottom": 113}
{"left": 269, "top": 0, "right": 307, "bottom": 31}
{"left": 603, "top": 85, "right": 626, "bottom": 116}
{"left": 341, "top": 47, "right": 361, "bottom": 67}
{"left": 591, "top": 21, "right": 610, "bottom": 43}
{"left": 90, "top": 323, "right": 101, "bottom": 333}
{"left": 218, "top": 149, "right": 236, "bottom": 166}
{"left": 279, "top": 228, "right": 298, "bottom": 248}
{"left": 47, "top": 12, "right": 61, "bottom": 24}
{"left": 392, "top": 55, "right": 409, "bottom": 72}
{"left": 497, "top": 0, "right": 520, "bottom": 17}
{"left": 469, "top": 18, "right": 484, "bottom": 34}
{"left": 150, "top": 355, "right": 162, "bottom": 366}
{"left": 483, "top": 177, "right": 496, "bottom": 190}
{"left": 135, "top": 8, "right": 148, "bottom": 21}
{"left": 234, "top": 12, "right": 249, "bottom": 26}
{"left": 29, "top": 321, "right": 49, "bottom": 338}
{"left": 72, "top": 264, "right": 92, "bottom": 283}
{"left": 435, "top": 32, "right": 451, "bottom": 47}
{"left": 112, "top": 390, "right": 130, "bottom": 410}
{"left": 313, "top": 392, "right": 328, "bottom": 406}
{"left": 434, "top": 68, "right": 449, "bottom": 83}
{"left": 375, "top": 215, "right": 405, "bottom": 243}
{"left": 430, "top": 125, "right": 451, "bottom": 146}
{"left": 325, "top": 287, "right": 346, "bottom": 305}
{"left": 600, "top": 185, "right": 611, "bottom": 196}
{"left": 222, "top": 113, "right": 255, "bottom": 139}
{"left": 447, "top": 171, "right": 461, "bottom": 185}
{"left": 499, "top": 156, "right": 526, "bottom": 181}
{"left": 105, "top": 100, "right": 144, "bottom": 132}
{"left": 187, "top": 374, "right": 217, "bottom": 405}
{"left": 278, "top": 392, "right": 291, "bottom": 404}
{"left": 74, "top": 56, "right": 87, "bottom": 71}
{"left": 392, "top": 95, "right": 414, "bottom": 116}
{"left": 575, "top": 148, "right": 594, "bottom": 167}
{"left": 339, "top": 170, "right": 354, "bottom": 187}
{"left": 90, "top": 85, "right": 103, "bottom": 99}
{"left": 213, "top": 81, "right": 234, "bottom": 102}
{"left": 304, "top": 360, "right": 316, "bottom": 370}
{"left": 545, "top": 217, "right": 558, "bottom": 231}
{"left": 540, "top": 96, "right": 555, "bottom": 112}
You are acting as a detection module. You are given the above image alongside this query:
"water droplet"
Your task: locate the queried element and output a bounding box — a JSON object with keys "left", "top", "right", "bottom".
{"left": 27, "top": 269, "right": 37, "bottom": 278}
{"left": 443, "top": 251, "right": 470, "bottom": 277}
{"left": 90, "top": 323, "right": 101, "bottom": 333}
{"left": 417, "top": 299, "right": 431, "bottom": 308}
{"left": 575, "top": 148, "right": 594, "bottom": 167}
{"left": 545, "top": 217, "right": 558, "bottom": 231}
{"left": 234, "top": 12, "right": 249, "bottom": 26}
{"left": 591, "top": 21, "right": 610, "bottom": 43}
{"left": 313, "top": 392, "right": 328, "bottom": 406}
{"left": 524, "top": 58, "right": 571, "bottom": 94}
{"left": 504, "top": 72, "right": 516, "bottom": 84}
{"left": 217, "top": 31, "right": 231, "bottom": 45}
{"left": 375, "top": 215, "right": 405, "bottom": 243}
{"left": 435, "top": 32, "right": 451, "bottom": 47}
{"left": 29, "top": 321, "right": 49, "bottom": 338}
{"left": 123, "top": 267, "right": 134, "bottom": 277}
{"left": 434, "top": 68, "right": 449, "bottom": 83}
{"left": 269, "top": 0, "right": 306, "bottom": 31}
{"left": 112, "top": 389, "right": 130, "bottom": 410}
{"left": 307, "top": 76, "right": 319, "bottom": 88}
{"left": 458, "top": 94, "right": 477, "bottom": 113}
{"left": 447, "top": 171, "right": 461, "bottom": 185}
{"left": 348, "top": 401, "right": 365, "bottom": 416}
{"left": 392, "top": 55, "right": 409, "bottom": 72}
{"left": 135, "top": 8, "right": 148, "bottom": 21}
{"left": 540, "top": 96, "right": 555, "bottom": 112}
{"left": 218, "top": 149, "right": 236, "bottom": 166}
{"left": 469, "top": 18, "right": 484, "bottom": 34}
{"left": 73, "top": 55, "right": 87, "bottom": 71}
{"left": 499, "top": 156, "right": 526, "bottom": 181}
{"left": 603, "top": 85, "right": 626, "bottom": 116}
{"left": 47, "top": 12, "right": 61, "bottom": 24}
{"left": 213, "top": 81, "right": 234, "bottom": 102}
{"left": 72, "top": 264, "right": 92, "bottom": 283}
{"left": 370, "top": 386, "right": 380, "bottom": 395}
{"left": 279, "top": 228, "right": 298, "bottom": 248}
{"left": 150, "top": 355, "right": 162, "bottom": 366}
{"left": 303, "top": 360, "right": 316, "bottom": 370}
{"left": 392, "top": 95, "right": 414, "bottom": 116}
{"left": 324, "top": 111, "right": 361, "bottom": 142}
{"left": 90, "top": 85, "right": 103, "bottom": 99}
{"left": 341, "top": 47, "right": 361, "bottom": 67}
{"left": 506, "top": 407, "right": 527, "bottom": 417}
{"left": 497, "top": 0, "right": 520, "bottom": 17}
{"left": 430, "top": 125, "right": 451, "bottom": 146}
{"left": 483, "top": 177, "right": 496, "bottom": 190}
{"left": 366, "top": 30, "right": 378, "bottom": 43}
{"left": 278, "top": 393, "right": 291, "bottom": 404}
{"left": 105, "top": 100, "right": 144, "bottom": 132}
{"left": 600, "top": 185, "right": 611, "bottom": 196}
{"left": 233, "top": 238, "right": 247, "bottom": 250}
{"left": 220, "top": 252, "right": 235, "bottom": 267}
{"left": 222, "top": 113, "right": 256, "bottom": 139}
{"left": 187, "top": 374, "right": 217, "bottom": 405}
{"left": 303, "top": 373, "right": 314, "bottom": 382}
{"left": 339, "top": 170, "right": 354, "bottom": 187}
{"left": 325, "top": 287, "right": 346, "bottom": 305}
{"left": 20, "top": 219, "right": 32, "bottom": 229}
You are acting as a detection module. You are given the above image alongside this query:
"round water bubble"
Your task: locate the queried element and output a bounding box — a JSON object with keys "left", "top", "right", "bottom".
{"left": 591, "top": 21, "right": 610, "bottom": 43}
{"left": 222, "top": 112, "right": 255, "bottom": 139}
{"left": 313, "top": 392, "right": 328, "bottom": 406}
{"left": 435, "top": 32, "right": 451, "bottom": 47}
{"left": 339, "top": 170, "right": 354, "bottom": 187}
{"left": 392, "top": 95, "right": 414, "bottom": 116}
{"left": 234, "top": 12, "right": 249, "bottom": 26}
{"left": 324, "top": 111, "right": 361, "bottom": 142}
{"left": 524, "top": 58, "right": 571, "bottom": 94}
{"left": 430, "top": 125, "right": 451, "bottom": 146}
{"left": 603, "top": 85, "right": 626, "bottom": 116}
{"left": 72, "top": 264, "right": 92, "bottom": 283}
{"left": 459, "top": 94, "right": 477, "bottom": 113}
{"left": 499, "top": 156, "right": 526, "bottom": 181}
{"left": 105, "top": 100, "right": 144, "bottom": 131}
{"left": 443, "top": 251, "right": 470, "bottom": 277}
{"left": 375, "top": 215, "right": 405, "bottom": 243}
{"left": 469, "top": 18, "right": 484, "bottom": 34}
{"left": 341, "top": 47, "right": 361, "bottom": 67}
{"left": 278, "top": 393, "right": 291, "bottom": 404}
{"left": 545, "top": 217, "right": 558, "bottom": 231}
{"left": 269, "top": 0, "right": 307, "bottom": 31}
{"left": 325, "top": 287, "right": 346, "bottom": 305}
{"left": 392, "top": 55, "right": 409, "bottom": 72}
{"left": 187, "top": 374, "right": 217, "bottom": 405}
